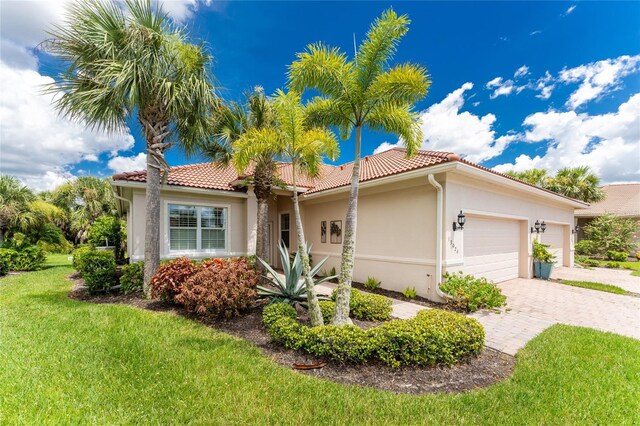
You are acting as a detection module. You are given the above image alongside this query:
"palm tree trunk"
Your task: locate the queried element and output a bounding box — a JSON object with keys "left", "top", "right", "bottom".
{"left": 333, "top": 125, "right": 362, "bottom": 325}
{"left": 291, "top": 163, "right": 324, "bottom": 326}
{"left": 256, "top": 197, "right": 269, "bottom": 263}
{"left": 143, "top": 149, "right": 161, "bottom": 297}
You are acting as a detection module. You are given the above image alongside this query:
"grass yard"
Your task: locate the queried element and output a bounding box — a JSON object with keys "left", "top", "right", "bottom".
{"left": 590, "top": 258, "right": 640, "bottom": 276}
{"left": 1, "top": 255, "right": 640, "bottom": 425}
{"left": 557, "top": 279, "right": 629, "bottom": 295}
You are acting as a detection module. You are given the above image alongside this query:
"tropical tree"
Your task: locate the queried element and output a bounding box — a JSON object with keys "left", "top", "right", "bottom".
{"left": 0, "top": 175, "right": 37, "bottom": 242}
{"left": 51, "top": 176, "right": 119, "bottom": 243}
{"left": 201, "top": 87, "right": 277, "bottom": 263}
{"left": 288, "top": 8, "right": 429, "bottom": 324}
{"left": 505, "top": 168, "right": 550, "bottom": 186}
{"left": 46, "top": 0, "right": 217, "bottom": 294}
{"left": 546, "top": 166, "right": 605, "bottom": 203}
{"left": 233, "top": 89, "right": 339, "bottom": 326}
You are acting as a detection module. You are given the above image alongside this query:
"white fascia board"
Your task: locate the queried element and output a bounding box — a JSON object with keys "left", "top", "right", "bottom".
{"left": 111, "top": 180, "right": 248, "bottom": 198}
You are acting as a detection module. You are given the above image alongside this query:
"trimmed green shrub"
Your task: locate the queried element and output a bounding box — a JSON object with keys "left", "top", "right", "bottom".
{"left": 371, "top": 309, "right": 485, "bottom": 368}
{"left": 87, "top": 215, "right": 126, "bottom": 260}
{"left": 319, "top": 300, "right": 335, "bottom": 323}
{"left": 72, "top": 246, "right": 93, "bottom": 272}
{"left": 364, "top": 276, "right": 381, "bottom": 290}
{"left": 584, "top": 214, "right": 638, "bottom": 254}
{"left": 606, "top": 250, "right": 628, "bottom": 262}
{"left": 0, "top": 247, "right": 46, "bottom": 272}
{"left": 331, "top": 289, "right": 392, "bottom": 321}
{"left": 0, "top": 254, "right": 9, "bottom": 276}
{"left": 80, "top": 250, "right": 116, "bottom": 293}
{"left": 575, "top": 256, "right": 599, "bottom": 268}
{"left": 575, "top": 239, "right": 597, "bottom": 256}
{"left": 262, "top": 303, "right": 484, "bottom": 367}
{"left": 605, "top": 261, "right": 621, "bottom": 269}
{"left": 175, "top": 258, "right": 259, "bottom": 319}
{"left": 402, "top": 287, "right": 417, "bottom": 299}
{"left": 120, "top": 262, "right": 144, "bottom": 294}
{"left": 441, "top": 272, "right": 507, "bottom": 312}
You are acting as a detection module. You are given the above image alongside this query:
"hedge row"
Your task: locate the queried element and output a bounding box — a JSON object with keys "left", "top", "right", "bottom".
{"left": 262, "top": 303, "right": 484, "bottom": 367}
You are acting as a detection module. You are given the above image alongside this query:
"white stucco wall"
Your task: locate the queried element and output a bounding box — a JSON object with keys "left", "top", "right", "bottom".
{"left": 300, "top": 176, "right": 439, "bottom": 298}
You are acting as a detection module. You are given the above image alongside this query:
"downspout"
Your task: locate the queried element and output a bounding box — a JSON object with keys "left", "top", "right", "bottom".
{"left": 427, "top": 174, "right": 452, "bottom": 300}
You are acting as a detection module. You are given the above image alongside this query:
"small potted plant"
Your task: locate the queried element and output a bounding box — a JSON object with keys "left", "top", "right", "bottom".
{"left": 533, "top": 240, "right": 556, "bottom": 279}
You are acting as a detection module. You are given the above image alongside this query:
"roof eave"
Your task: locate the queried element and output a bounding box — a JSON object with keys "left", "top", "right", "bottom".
{"left": 111, "top": 179, "right": 248, "bottom": 198}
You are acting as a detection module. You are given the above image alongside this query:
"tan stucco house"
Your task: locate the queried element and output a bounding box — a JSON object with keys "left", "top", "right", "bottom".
{"left": 112, "top": 148, "right": 586, "bottom": 302}
{"left": 574, "top": 183, "right": 640, "bottom": 244}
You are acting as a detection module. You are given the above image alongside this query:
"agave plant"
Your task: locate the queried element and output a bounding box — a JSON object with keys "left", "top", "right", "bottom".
{"left": 257, "top": 240, "right": 336, "bottom": 305}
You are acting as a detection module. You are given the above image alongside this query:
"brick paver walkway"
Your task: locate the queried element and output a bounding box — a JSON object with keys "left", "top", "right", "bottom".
{"left": 318, "top": 277, "right": 640, "bottom": 356}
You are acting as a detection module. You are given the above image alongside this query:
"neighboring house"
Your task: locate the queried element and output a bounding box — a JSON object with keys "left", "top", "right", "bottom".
{"left": 112, "top": 148, "right": 586, "bottom": 302}
{"left": 574, "top": 183, "right": 640, "bottom": 244}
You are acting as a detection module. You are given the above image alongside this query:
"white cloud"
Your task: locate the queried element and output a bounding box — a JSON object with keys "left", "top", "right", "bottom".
{"left": 535, "top": 71, "right": 555, "bottom": 99}
{"left": 559, "top": 55, "right": 640, "bottom": 109}
{"left": 107, "top": 153, "right": 147, "bottom": 173}
{"left": 0, "top": 59, "right": 135, "bottom": 191}
{"left": 374, "top": 83, "right": 515, "bottom": 163}
{"left": 530, "top": 30, "right": 542, "bottom": 36}
{"left": 514, "top": 65, "right": 530, "bottom": 78}
{"left": 486, "top": 77, "right": 515, "bottom": 99}
{"left": 493, "top": 93, "right": 640, "bottom": 183}
{"left": 563, "top": 5, "right": 577, "bottom": 16}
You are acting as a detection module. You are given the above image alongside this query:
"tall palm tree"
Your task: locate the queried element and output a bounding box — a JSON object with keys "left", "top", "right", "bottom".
{"left": 46, "top": 0, "right": 216, "bottom": 294}
{"left": 547, "top": 166, "right": 605, "bottom": 203}
{"left": 0, "top": 175, "right": 37, "bottom": 242}
{"left": 233, "top": 89, "right": 338, "bottom": 326}
{"left": 288, "top": 8, "right": 429, "bottom": 324}
{"left": 202, "top": 87, "right": 277, "bottom": 263}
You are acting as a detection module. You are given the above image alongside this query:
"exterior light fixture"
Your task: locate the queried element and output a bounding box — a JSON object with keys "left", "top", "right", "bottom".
{"left": 572, "top": 225, "right": 580, "bottom": 234}
{"left": 531, "top": 220, "right": 547, "bottom": 234}
{"left": 453, "top": 210, "right": 466, "bottom": 231}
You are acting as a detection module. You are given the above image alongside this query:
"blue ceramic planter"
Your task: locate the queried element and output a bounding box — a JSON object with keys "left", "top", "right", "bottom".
{"left": 533, "top": 261, "right": 553, "bottom": 279}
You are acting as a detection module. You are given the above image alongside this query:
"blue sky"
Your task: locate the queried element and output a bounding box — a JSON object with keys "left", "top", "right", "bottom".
{"left": 1, "top": 1, "right": 639, "bottom": 190}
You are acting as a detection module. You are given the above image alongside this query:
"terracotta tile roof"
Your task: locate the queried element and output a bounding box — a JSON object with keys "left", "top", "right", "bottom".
{"left": 111, "top": 147, "right": 586, "bottom": 205}
{"left": 575, "top": 183, "right": 640, "bottom": 217}
{"left": 112, "top": 162, "right": 240, "bottom": 191}
{"left": 304, "top": 148, "right": 459, "bottom": 194}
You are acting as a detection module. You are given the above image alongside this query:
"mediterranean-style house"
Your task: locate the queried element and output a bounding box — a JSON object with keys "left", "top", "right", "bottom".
{"left": 112, "top": 148, "right": 587, "bottom": 302}
{"left": 574, "top": 183, "right": 640, "bottom": 244}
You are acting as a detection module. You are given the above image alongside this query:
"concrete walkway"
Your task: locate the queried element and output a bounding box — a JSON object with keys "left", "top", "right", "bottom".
{"left": 552, "top": 266, "right": 640, "bottom": 294}
{"left": 318, "top": 277, "right": 640, "bottom": 356}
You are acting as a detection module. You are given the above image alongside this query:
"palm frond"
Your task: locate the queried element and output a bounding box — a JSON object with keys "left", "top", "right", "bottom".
{"left": 367, "top": 102, "right": 423, "bottom": 156}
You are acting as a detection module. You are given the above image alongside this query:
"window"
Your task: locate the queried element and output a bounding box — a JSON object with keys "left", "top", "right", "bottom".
{"left": 169, "top": 204, "right": 227, "bottom": 252}
{"left": 280, "top": 213, "right": 290, "bottom": 248}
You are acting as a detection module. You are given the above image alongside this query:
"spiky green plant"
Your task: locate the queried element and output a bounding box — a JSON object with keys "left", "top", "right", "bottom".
{"left": 257, "top": 240, "right": 335, "bottom": 306}
{"left": 0, "top": 175, "right": 37, "bottom": 241}
{"left": 45, "top": 0, "right": 217, "bottom": 294}
{"left": 288, "top": 8, "right": 430, "bottom": 324}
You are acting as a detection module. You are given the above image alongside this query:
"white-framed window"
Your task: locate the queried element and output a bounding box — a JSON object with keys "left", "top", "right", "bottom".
{"left": 168, "top": 204, "right": 227, "bottom": 252}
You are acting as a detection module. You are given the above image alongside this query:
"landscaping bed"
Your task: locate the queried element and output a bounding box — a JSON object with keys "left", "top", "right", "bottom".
{"left": 68, "top": 277, "right": 514, "bottom": 394}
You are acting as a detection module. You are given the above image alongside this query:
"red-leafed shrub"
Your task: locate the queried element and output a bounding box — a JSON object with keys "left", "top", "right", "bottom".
{"left": 175, "top": 257, "right": 259, "bottom": 318}
{"left": 149, "top": 257, "right": 199, "bottom": 301}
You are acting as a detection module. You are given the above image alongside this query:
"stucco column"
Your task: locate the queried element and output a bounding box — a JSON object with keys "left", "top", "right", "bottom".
{"left": 246, "top": 188, "right": 258, "bottom": 255}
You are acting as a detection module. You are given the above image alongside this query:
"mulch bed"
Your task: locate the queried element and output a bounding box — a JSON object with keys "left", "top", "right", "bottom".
{"left": 68, "top": 275, "right": 515, "bottom": 395}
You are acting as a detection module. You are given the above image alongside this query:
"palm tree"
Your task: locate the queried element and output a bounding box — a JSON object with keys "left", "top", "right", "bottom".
{"left": 202, "top": 87, "right": 277, "bottom": 263}
{"left": 52, "top": 176, "right": 119, "bottom": 243}
{"left": 546, "top": 166, "right": 605, "bottom": 203}
{"left": 233, "top": 89, "right": 339, "bottom": 326}
{"left": 46, "top": 0, "right": 216, "bottom": 294}
{"left": 0, "top": 175, "right": 37, "bottom": 242}
{"left": 505, "top": 169, "right": 549, "bottom": 187}
{"left": 288, "top": 8, "right": 429, "bottom": 324}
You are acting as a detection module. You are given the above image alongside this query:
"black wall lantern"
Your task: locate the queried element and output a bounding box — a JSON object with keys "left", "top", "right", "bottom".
{"left": 453, "top": 210, "right": 466, "bottom": 231}
{"left": 531, "top": 220, "right": 547, "bottom": 234}
{"left": 572, "top": 225, "right": 580, "bottom": 234}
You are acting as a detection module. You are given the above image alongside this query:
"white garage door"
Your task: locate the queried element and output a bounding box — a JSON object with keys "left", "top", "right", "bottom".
{"left": 542, "top": 224, "right": 565, "bottom": 267}
{"left": 462, "top": 216, "right": 520, "bottom": 283}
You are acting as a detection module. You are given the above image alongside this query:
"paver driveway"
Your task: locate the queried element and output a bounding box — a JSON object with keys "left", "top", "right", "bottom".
{"left": 552, "top": 266, "right": 640, "bottom": 294}
{"left": 470, "top": 278, "right": 640, "bottom": 355}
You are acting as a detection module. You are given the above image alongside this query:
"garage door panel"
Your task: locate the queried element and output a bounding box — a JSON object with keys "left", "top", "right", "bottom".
{"left": 462, "top": 217, "right": 520, "bottom": 283}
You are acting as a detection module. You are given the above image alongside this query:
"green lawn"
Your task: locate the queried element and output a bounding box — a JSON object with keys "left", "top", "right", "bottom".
{"left": 1, "top": 255, "right": 639, "bottom": 425}
{"left": 590, "top": 258, "right": 640, "bottom": 276}
{"left": 557, "top": 279, "right": 629, "bottom": 295}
